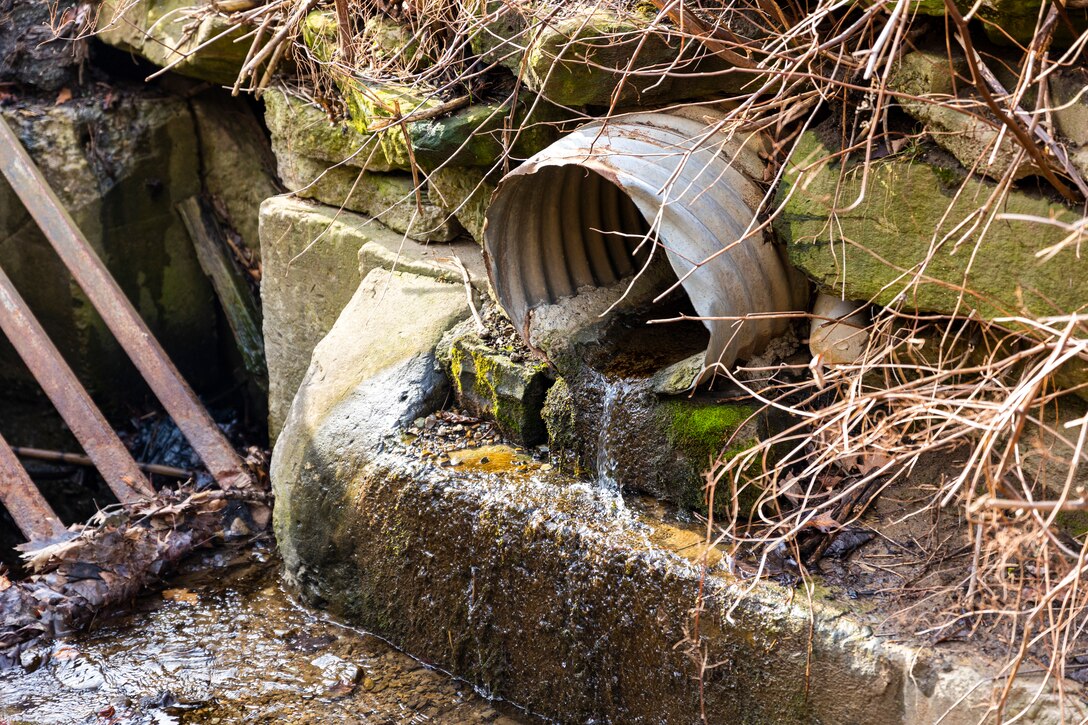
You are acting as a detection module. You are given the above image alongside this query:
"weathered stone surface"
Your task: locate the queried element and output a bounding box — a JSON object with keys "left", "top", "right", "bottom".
{"left": 361, "top": 15, "right": 434, "bottom": 71}
{"left": 271, "top": 268, "right": 467, "bottom": 565}
{"left": 883, "top": 0, "right": 1088, "bottom": 45}
{"left": 191, "top": 89, "right": 281, "bottom": 261}
{"left": 471, "top": 6, "right": 747, "bottom": 107}
{"left": 260, "top": 196, "right": 483, "bottom": 439}
{"left": 0, "top": 93, "right": 219, "bottom": 404}
{"left": 266, "top": 85, "right": 560, "bottom": 175}
{"left": 776, "top": 131, "right": 1086, "bottom": 323}
{"left": 271, "top": 267, "right": 467, "bottom": 483}
{"left": 541, "top": 376, "right": 578, "bottom": 461}
{"left": 263, "top": 89, "right": 374, "bottom": 170}
{"left": 428, "top": 166, "right": 495, "bottom": 244}
{"left": 437, "top": 321, "right": 552, "bottom": 445}
{"left": 1050, "top": 69, "right": 1088, "bottom": 147}
{"left": 651, "top": 352, "right": 704, "bottom": 395}
{"left": 272, "top": 147, "right": 459, "bottom": 241}
{"left": 0, "top": 0, "right": 83, "bottom": 91}
{"left": 891, "top": 47, "right": 1035, "bottom": 181}
{"left": 97, "top": 0, "right": 249, "bottom": 85}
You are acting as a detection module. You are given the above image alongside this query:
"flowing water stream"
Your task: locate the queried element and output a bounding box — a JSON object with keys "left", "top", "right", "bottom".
{"left": 0, "top": 545, "right": 536, "bottom": 725}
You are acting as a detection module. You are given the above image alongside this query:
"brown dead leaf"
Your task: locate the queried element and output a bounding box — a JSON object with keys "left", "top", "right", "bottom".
{"left": 161, "top": 588, "right": 199, "bottom": 604}
{"left": 0, "top": 573, "right": 10, "bottom": 592}
{"left": 800, "top": 513, "right": 841, "bottom": 532}
{"left": 55, "top": 88, "right": 72, "bottom": 105}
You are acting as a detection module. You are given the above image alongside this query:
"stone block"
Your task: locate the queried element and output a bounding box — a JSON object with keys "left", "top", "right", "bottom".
{"left": 272, "top": 365, "right": 1079, "bottom": 722}
{"left": 775, "top": 131, "right": 1087, "bottom": 324}
{"left": 437, "top": 321, "right": 552, "bottom": 445}
{"left": 272, "top": 146, "right": 460, "bottom": 241}
{"left": 97, "top": 0, "right": 249, "bottom": 85}
{"left": 428, "top": 166, "right": 495, "bottom": 244}
{"left": 191, "top": 89, "right": 281, "bottom": 262}
{"left": 259, "top": 196, "right": 484, "bottom": 439}
{"left": 471, "top": 6, "right": 747, "bottom": 107}
{"left": 890, "top": 47, "right": 1036, "bottom": 181}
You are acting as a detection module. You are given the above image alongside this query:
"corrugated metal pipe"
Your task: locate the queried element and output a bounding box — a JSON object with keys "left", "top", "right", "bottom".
{"left": 484, "top": 109, "right": 808, "bottom": 379}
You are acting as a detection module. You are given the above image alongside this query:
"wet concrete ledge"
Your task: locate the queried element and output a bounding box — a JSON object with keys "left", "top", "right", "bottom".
{"left": 276, "top": 445, "right": 1081, "bottom": 724}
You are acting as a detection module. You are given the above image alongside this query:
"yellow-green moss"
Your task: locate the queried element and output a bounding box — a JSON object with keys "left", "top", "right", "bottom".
{"left": 665, "top": 402, "right": 755, "bottom": 460}
{"left": 664, "top": 401, "right": 762, "bottom": 516}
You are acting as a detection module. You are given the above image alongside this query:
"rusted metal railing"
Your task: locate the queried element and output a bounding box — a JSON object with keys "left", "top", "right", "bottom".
{"left": 0, "top": 432, "right": 65, "bottom": 542}
{"left": 0, "top": 115, "right": 254, "bottom": 544}
{"left": 0, "top": 263, "right": 153, "bottom": 503}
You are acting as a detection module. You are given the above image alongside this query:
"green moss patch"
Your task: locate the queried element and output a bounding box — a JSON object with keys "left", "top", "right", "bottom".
{"left": 662, "top": 401, "right": 762, "bottom": 516}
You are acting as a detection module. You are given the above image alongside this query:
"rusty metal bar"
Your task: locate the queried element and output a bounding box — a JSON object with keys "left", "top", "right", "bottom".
{"left": 11, "top": 446, "right": 195, "bottom": 480}
{"left": 0, "top": 117, "right": 252, "bottom": 490}
{"left": 0, "top": 263, "right": 153, "bottom": 503}
{"left": 0, "top": 431, "right": 66, "bottom": 542}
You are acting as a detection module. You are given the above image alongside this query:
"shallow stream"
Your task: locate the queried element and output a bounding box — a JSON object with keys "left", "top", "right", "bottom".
{"left": 0, "top": 544, "right": 535, "bottom": 724}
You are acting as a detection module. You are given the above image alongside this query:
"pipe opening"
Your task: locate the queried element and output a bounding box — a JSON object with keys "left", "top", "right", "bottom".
{"left": 486, "top": 112, "right": 805, "bottom": 382}
{"left": 524, "top": 165, "right": 653, "bottom": 303}
{"left": 490, "top": 164, "right": 708, "bottom": 377}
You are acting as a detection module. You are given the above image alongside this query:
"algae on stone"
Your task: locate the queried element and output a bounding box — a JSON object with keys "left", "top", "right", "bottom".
{"left": 438, "top": 321, "right": 553, "bottom": 445}
{"left": 776, "top": 130, "right": 1087, "bottom": 324}
{"left": 661, "top": 399, "right": 761, "bottom": 514}
{"left": 265, "top": 85, "right": 561, "bottom": 174}
{"left": 264, "top": 89, "right": 376, "bottom": 170}
{"left": 295, "top": 13, "right": 566, "bottom": 171}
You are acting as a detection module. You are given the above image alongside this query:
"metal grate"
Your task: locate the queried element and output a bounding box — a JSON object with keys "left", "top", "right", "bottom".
{"left": 0, "top": 116, "right": 253, "bottom": 546}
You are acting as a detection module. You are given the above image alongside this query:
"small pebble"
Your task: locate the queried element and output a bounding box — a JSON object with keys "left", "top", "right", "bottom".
{"left": 414, "top": 417, "right": 426, "bottom": 428}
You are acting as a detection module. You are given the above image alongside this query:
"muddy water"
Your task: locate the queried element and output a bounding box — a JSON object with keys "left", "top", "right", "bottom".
{"left": 0, "top": 546, "right": 536, "bottom": 724}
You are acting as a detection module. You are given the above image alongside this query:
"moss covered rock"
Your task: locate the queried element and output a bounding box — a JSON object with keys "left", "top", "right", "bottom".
{"left": 438, "top": 321, "right": 553, "bottom": 445}
{"left": 297, "top": 13, "right": 566, "bottom": 170}
{"left": 660, "top": 400, "right": 761, "bottom": 514}
{"left": 776, "top": 130, "right": 1087, "bottom": 324}
{"left": 96, "top": 0, "right": 249, "bottom": 84}
{"left": 273, "top": 148, "right": 460, "bottom": 241}
{"left": 191, "top": 89, "right": 281, "bottom": 263}
{"left": 471, "top": 6, "right": 749, "bottom": 107}
{"left": 264, "top": 89, "right": 377, "bottom": 169}
{"left": 264, "top": 85, "right": 560, "bottom": 174}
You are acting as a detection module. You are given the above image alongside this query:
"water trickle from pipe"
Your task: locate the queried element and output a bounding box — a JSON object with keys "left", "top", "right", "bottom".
{"left": 595, "top": 376, "right": 632, "bottom": 489}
